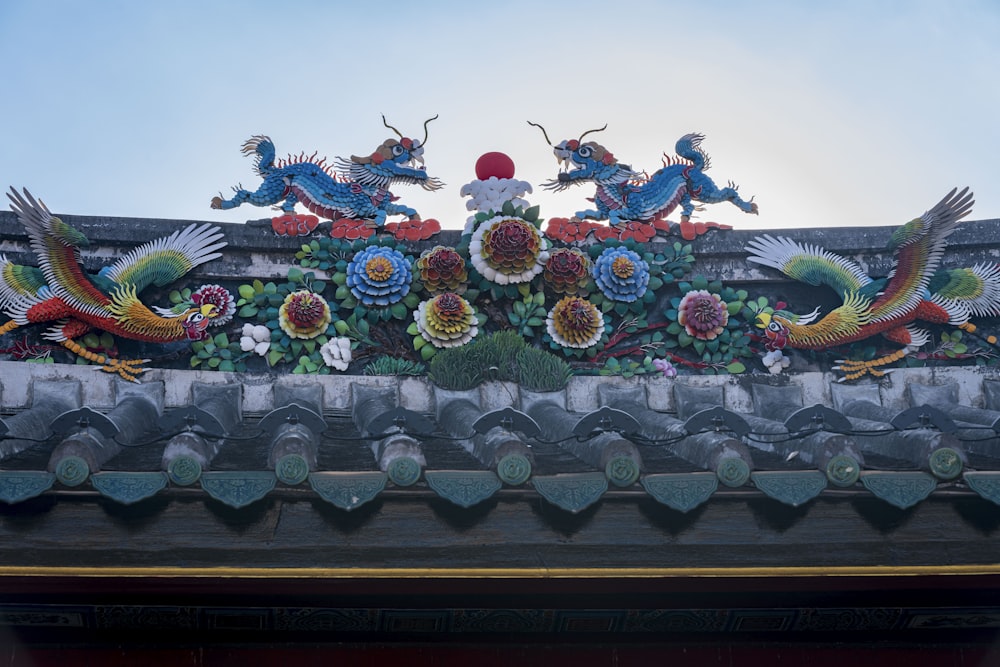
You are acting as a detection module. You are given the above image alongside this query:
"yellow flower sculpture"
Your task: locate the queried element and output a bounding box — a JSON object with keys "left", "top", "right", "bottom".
{"left": 414, "top": 293, "right": 479, "bottom": 348}
{"left": 546, "top": 296, "right": 605, "bottom": 349}
{"left": 278, "top": 291, "right": 332, "bottom": 340}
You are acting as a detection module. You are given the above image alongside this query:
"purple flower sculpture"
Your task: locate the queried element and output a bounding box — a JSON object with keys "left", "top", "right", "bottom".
{"left": 677, "top": 289, "right": 729, "bottom": 340}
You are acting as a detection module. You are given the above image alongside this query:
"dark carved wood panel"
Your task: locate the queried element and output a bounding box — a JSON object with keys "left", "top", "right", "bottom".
{"left": 1, "top": 492, "right": 999, "bottom": 570}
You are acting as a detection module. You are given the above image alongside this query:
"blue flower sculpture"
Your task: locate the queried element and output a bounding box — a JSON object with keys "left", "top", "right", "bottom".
{"left": 593, "top": 247, "right": 649, "bottom": 302}
{"left": 346, "top": 246, "right": 412, "bottom": 306}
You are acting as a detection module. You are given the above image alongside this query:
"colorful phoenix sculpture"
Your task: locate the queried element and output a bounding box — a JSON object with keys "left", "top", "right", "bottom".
{"left": 529, "top": 122, "right": 759, "bottom": 226}
{"left": 746, "top": 188, "right": 1000, "bottom": 379}
{"left": 0, "top": 188, "right": 227, "bottom": 380}
{"left": 211, "top": 116, "right": 444, "bottom": 226}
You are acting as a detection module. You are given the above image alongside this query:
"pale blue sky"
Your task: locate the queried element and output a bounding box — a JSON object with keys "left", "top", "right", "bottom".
{"left": 1, "top": 0, "right": 997, "bottom": 231}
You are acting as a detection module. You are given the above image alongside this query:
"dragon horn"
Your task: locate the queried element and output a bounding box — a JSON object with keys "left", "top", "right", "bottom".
{"left": 421, "top": 114, "right": 439, "bottom": 146}
{"left": 381, "top": 114, "right": 403, "bottom": 138}
{"left": 578, "top": 124, "right": 608, "bottom": 143}
{"left": 527, "top": 121, "right": 553, "bottom": 147}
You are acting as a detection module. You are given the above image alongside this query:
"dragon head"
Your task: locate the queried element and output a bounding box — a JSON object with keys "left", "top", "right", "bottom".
{"left": 346, "top": 115, "right": 444, "bottom": 191}
{"left": 365, "top": 136, "right": 426, "bottom": 168}
{"left": 528, "top": 122, "right": 633, "bottom": 191}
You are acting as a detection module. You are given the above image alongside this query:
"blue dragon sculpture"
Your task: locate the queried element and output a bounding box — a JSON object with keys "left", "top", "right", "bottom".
{"left": 529, "top": 123, "right": 758, "bottom": 225}
{"left": 211, "top": 116, "right": 444, "bottom": 226}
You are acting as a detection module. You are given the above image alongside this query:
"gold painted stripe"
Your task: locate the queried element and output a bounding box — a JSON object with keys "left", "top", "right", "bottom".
{"left": 1, "top": 565, "right": 1000, "bottom": 579}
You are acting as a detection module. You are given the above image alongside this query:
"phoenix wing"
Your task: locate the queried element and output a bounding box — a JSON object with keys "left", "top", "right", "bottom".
{"left": 928, "top": 263, "right": 1000, "bottom": 319}
{"left": 870, "top": 188, "right": 974, "bottom": 324}
{"left": 0, "top": 256, "right": 46, "bottom": 308}
{"left": 6, "top": 187, "right": 109, "bottom": 320}
{"left": 102, "top": 223, "right": 226, "bottom": 292}
{"left": 745, "top": 234, "right": 873, "bottom": 301}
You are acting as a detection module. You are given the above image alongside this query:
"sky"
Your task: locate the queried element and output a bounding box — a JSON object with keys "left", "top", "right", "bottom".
{"left": 1, "top": 0, "right": 998, "bottom": 232}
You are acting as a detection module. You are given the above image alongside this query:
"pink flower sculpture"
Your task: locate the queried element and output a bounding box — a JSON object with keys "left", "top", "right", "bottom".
{"left": 677, "top": 289, "right": 728, "bottom": 340}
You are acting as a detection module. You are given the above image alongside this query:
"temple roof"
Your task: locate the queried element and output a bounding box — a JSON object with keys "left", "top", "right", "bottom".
{"left": 2, "top": 216, "right": 1000, "bottom": 561}
{"left": 4, "top": 211, "right": 1000, "bottom": 643}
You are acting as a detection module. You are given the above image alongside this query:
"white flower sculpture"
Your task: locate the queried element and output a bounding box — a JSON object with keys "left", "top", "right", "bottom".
{"left": 461, "top": 177, "right": 533, "bottom": 229}
{"left": 239, "top": 323, "right": 271, "bottom": 357}
{"left": 320, "top": 337, "right": 352, "bottom": 371}
{"left": 762, "top": 349, "right": 791, "bottom": 375}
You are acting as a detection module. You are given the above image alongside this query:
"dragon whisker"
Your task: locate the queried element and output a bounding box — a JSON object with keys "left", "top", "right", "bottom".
{"left": 527, "top": 120, "right": 553, "bottom": 147}
{"left": 578, "top": 123, "right": 608, "bottom": 142}
{"left": 422, "top": 114, "right": 439, "bottom": 146}
{"left": 381, "top": 114, "right": 403, "bottom": 138}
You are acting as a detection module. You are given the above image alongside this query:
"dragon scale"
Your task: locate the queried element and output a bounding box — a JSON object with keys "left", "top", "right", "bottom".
{"left": 212, "top": 126, "right": 443, "bottom": 226}
{"left": 538, "top": 129, "right": 758, "bottom": 225}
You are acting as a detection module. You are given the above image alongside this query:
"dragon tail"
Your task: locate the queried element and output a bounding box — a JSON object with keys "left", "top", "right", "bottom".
{"left": 240, "top": 135, "right": 277, "bottom": 176}
{"left": 675, "top": 133, "right": 710, "bottom": 171}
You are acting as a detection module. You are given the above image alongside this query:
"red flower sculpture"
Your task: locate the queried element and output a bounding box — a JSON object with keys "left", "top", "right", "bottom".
{"left": 330, "top": 218, "right": 376, "bottom": 240}
{"left": 543, "top": 248, "right": 591, "bottom": 295}
{"left": 544, "top": 217, "right": 601, "bottom": 243}
{"left": 384, "top": 218, "right": 441, "bottom": 242}
{"left": 271, "top": 214, "right": 319, "bottom": 237}
{"left": 592, "top": 221, "right": 657, "bottom": 243}
{"left": 676, "top": 220, "right": 733, "bottom": 241}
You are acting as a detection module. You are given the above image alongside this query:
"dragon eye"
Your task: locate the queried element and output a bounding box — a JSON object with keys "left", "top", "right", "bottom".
{"left": 577, "top": 145, "right": 593, "bottom": 158}
{"left": 767, "top": 321, "right": 782, "bottom": 333}
{"left": 391, "top": 144, "right": 405, "bottom": 157}
{"left": 190, "top": 313, "right": 205, "bottom": 324}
